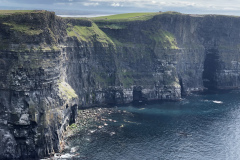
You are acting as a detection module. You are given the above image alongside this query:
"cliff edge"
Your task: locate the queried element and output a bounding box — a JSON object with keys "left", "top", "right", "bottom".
{"left": 1, "top": 10, "right": 240, "bottom": 159}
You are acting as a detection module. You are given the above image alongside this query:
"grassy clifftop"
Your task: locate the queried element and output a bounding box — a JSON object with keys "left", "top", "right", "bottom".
{"left": 90, "top": 12, "right": 179, "bottom": 50}
{"left": 0, "top": 10, "right": 35, "bottom": 14}
{"left": 0, "top": 10, "right": 181, "bottom": 51}
{"left": 0, "top": 10, "right": 34, "bottom": 16}
{"left": 66, "top": 22, "right": 114, "bottom": 46}
{"left": 0, "top": 10, "right": 47, "bottom": 18}
{"left": 0, "top": 10, "right": 65, "bottom": 51}
{"left": 91, "top": 12, "right": 160, "bottom": 22}
{"left": 0, "top": 10, "right": 49, "bottom": 36}
{"left": 0, "top": 11, "right": 181, "bottom": 52}
{"left": 90, "top": 11, "right": 183, "bottom": 22}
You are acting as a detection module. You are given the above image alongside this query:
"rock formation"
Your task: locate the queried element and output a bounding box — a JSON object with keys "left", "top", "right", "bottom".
{"left": 0, "top": 10, "right": 240, "bottom": 159}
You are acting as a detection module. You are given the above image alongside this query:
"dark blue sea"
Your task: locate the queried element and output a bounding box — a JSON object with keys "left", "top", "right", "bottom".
{"left": 65, "top": 90, "right": 240, "bottom": 160}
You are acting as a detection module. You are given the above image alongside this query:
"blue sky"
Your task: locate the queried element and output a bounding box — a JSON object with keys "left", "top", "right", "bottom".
{"left": 0, "top": 0, "right": 240, "bottom": 15}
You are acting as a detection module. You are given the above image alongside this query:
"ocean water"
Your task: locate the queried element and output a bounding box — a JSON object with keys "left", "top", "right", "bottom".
{"left": 65, "top": 90, "right": 240, "bottom": 160}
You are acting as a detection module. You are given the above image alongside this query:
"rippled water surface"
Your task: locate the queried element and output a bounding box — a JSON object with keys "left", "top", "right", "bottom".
{"left": 66, "top": 91, "right": 240, "bottom": 160}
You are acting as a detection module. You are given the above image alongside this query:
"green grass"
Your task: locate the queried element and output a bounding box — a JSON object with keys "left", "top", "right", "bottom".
{"left": 162, "top": 11, "right": 182, "bottom": 15}
{"left": 145, "top": 29, "right": 178, "bottom": 49}
{"left": 0, "top": 10, "right": 35, "bottom": 15}
{"left": 0, "top": 10, "right": 46, "bottom": 18}
{"left": 67, "top": 23, "right": 114, "bottom": 45}
{"left": 3, "top": 22, "right": 43, "bottom": 35}
{"left": 92, "top": 12, "right": 160, "bottom": 22}
{"left": 69, "top": 123, "right": 78, "bottom": 129}
{"left": 58, "top": 81, "right": 78, "bottom": 100}
{"left": 98, "top": 24, "right": 126, "bottom": 30}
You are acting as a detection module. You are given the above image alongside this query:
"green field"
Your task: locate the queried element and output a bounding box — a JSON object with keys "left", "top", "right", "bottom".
{"left": 0, "top": 10, "right": 35, "bottom": 15}
{"left": 91, "top": 12, "right": 160, "bottom": 22}
{"left": 3, "top": 22, "right": 43, "bottom": 35}
{"left": 66, "top": 23, "right": 114, "bottom": 45}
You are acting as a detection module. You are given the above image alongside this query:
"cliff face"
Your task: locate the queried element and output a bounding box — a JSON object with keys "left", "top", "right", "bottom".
{"left": 153, "top": 14, "right": 240, "bottom": 91}
{"left": 0, "top": 11, "right": 78, "bottom": 159}
{"left": 1, "top": 11, "right": 240, "bottom": 159}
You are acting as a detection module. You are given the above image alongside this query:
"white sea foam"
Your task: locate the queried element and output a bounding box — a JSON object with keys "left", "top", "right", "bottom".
{"left": 213, "top": 100, "right": 223, "bottom": 104}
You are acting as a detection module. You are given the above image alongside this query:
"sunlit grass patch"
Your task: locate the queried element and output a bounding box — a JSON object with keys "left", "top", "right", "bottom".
{"left": 91, "top": 12, "right": 160, "bottom": 22}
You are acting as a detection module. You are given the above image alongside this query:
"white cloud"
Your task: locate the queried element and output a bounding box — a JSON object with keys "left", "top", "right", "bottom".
{"left": 223, "top": 7, "right": 239, "bottom": 11}
{"left": 88, "top": 0, "right": 240, "bottom": 9}
{"left": 55, "top": 2, "right": 72, "bottom": 5}
{"left": 83, "top": 2, "right": 99, "bottom": 6}
{"left": 111, "top": 2, "right": 123, "bottom": 7}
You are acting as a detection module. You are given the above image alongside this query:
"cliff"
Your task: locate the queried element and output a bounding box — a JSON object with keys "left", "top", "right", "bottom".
{"left": 1, "top": 10, "right": 240, "bottom": 159}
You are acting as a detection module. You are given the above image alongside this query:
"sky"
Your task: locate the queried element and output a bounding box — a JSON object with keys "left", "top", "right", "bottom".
{"left": 0, "top": 0, "right": 240, "bottom": 16}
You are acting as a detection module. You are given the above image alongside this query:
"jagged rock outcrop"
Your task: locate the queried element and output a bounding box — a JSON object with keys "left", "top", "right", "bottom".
{"left": 1, "top": 11, "right": 240, "bottom": 159}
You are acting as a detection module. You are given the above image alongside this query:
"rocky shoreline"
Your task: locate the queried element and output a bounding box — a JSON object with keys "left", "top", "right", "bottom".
{"left": 42, "top": 106, "right": 133, "bottom": 159}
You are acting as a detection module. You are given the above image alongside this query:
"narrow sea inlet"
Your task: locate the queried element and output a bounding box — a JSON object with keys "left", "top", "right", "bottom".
{"left": 62, "top": 90, "right": 240, "bottom": 160}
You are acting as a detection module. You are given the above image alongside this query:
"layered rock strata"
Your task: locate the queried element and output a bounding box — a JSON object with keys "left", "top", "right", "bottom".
{"left": 1, "top": 11, "right": 240, "bottom": 159}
